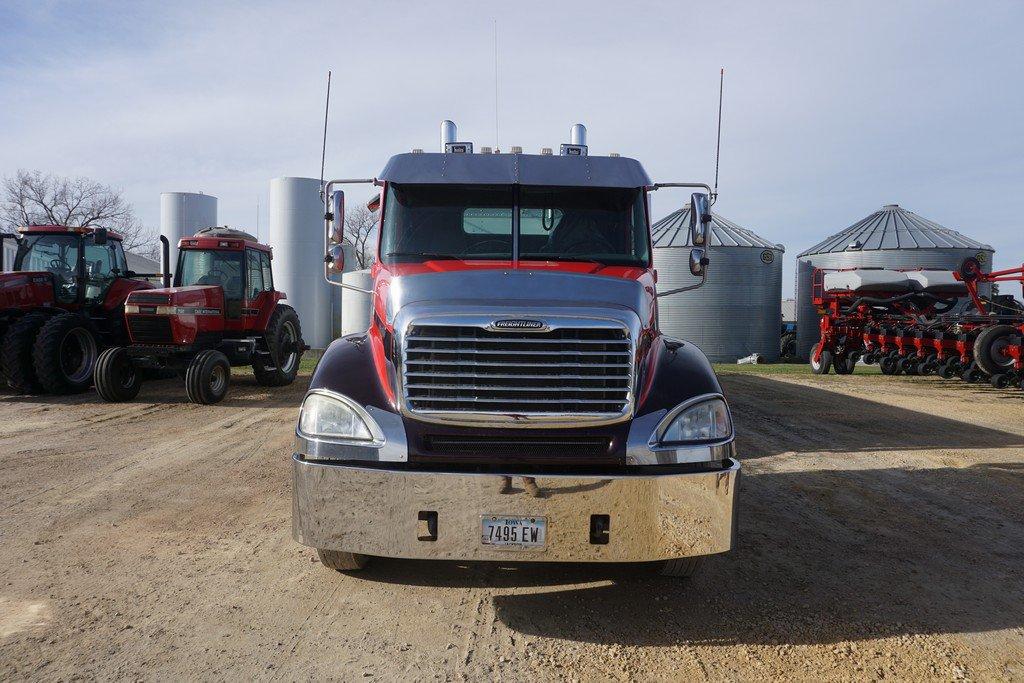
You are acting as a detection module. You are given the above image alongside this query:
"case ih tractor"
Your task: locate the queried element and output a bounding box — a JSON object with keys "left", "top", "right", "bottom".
{"left": 0, "top": 225, "right": 163, "bottom": 394}
{"left": 93, "top": 227, "right": 304, "bottom": 405}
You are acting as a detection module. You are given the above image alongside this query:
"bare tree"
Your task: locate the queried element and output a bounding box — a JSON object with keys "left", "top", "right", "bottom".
{"left": 343, "top": 204, "right": 379, "bottom": 269}
{"left": 1, "top": 170, "right": 156, "bottom": 254}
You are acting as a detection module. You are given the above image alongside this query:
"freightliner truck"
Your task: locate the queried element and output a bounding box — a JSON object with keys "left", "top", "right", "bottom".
{"left": 292, "top": 122, "right": 739, "bottom": 576}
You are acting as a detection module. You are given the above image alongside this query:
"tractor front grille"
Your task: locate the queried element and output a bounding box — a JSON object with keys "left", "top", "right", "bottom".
{"left": 128, "top": 316, "right": 174, "bottom": 345}
{"left": 401, "top": 323, "right": 633, "bottom": 424}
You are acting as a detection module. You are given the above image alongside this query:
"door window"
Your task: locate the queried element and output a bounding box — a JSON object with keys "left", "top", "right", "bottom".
{"left": 247, "top": 249, "right": 264, "bottom": 299}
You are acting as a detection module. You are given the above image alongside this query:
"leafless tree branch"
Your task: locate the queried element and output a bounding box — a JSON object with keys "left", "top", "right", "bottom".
{"left": 1, "top": 170, "right": 156, "bottom": 254}
{"left": 342, "top": 205, "right": 378, "bottom": 270}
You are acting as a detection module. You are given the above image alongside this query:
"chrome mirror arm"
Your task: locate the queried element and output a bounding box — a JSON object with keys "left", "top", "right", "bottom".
{"left": 323, "top": 178, "right": 376, "bottom": 293}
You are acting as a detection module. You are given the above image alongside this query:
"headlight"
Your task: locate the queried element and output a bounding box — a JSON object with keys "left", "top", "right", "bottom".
{"left": 298, "top": 390, "right": 382, "bottom": 443}
{"left": 652, "top": 395, "right": 732, "bottom": 446}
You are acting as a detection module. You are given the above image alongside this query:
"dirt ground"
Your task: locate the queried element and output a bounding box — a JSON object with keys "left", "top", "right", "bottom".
{"left": 1, "top": 368, "right": 1023, "bottom": 681}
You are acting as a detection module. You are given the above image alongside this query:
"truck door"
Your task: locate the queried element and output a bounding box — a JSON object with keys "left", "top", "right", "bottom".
{"left": 244, "top": 248, "right": 275, "bottom": 331}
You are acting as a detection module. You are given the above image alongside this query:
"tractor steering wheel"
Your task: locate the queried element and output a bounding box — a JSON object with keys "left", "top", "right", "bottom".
{"left": 49, "top": 258, "right": 72, "bottom": 273}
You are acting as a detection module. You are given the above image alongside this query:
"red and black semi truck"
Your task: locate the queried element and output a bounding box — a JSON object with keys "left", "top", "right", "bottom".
{"left": 0, "top": 225, "right": 164, "bottom": 394}
{"left": 291, "top": 122, "right": 739, "bottom": 577}
{"left": 94, "top": 227, "right": 305, "bottom": 404}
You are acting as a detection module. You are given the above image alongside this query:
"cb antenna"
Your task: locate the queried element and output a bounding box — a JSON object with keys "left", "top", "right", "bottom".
{"left": 493, "top": 20, "right": 500, "bottom": 149}
{"left": 713, "top": 67, "right": 724, "bottom": 203}
{"left": 319, "top": 70, "right": 332, "bottom": 199}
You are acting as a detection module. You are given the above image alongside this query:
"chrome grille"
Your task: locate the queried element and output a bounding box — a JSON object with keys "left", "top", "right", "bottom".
{"left": 402, "top": 324, "right": 633, "bottom": 421}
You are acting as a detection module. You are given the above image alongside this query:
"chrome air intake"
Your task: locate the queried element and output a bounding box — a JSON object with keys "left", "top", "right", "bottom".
{"left": 399, "top": 316, "right": 635, "bottom": 428}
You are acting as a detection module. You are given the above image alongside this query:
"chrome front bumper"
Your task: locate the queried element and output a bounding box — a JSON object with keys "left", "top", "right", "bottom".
{"left": 292, "top": 456, "right": 740, "bottom": 563}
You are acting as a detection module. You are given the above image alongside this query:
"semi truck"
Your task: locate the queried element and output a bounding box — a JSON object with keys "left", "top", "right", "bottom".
{"left": 292, "top": 122, "right": 739, "bottom": 576}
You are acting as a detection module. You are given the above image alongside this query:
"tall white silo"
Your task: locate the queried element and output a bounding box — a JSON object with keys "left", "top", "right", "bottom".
{"left": 160, "top": 192, "right": 217, "bottom": 269}
{"left": 269, "top": 177, "right": 332, "bottom": 349}
{"left": 340, "top": 270, "right": 374, "bottom": 336}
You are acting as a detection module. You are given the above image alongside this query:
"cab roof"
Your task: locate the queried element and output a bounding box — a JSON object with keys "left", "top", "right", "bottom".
{"left": 378, "top": 152, "right": 652, "bottom": 188}
{"left": 17, "top": 224, "right": 125, "bottom": 241}
{"left": 179, "top": 230, "right": 271, "bottom": 253}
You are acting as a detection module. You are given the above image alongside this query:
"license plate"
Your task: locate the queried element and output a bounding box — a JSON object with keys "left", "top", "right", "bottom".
{"left": 481, "top": 516, "right": 547, "bottom": 549}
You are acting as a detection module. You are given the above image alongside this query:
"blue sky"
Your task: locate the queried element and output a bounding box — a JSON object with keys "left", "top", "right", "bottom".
{"left": 1, "top": 0, "right": 1022, "bottom": 295}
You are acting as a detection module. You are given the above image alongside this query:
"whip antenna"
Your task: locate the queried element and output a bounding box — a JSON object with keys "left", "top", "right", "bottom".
{"left": 493, "top": 20, "right": 500, "bottom": 149}
{"left": 319, "top": 70, "right": 332, "bottom": 198}
{"left": 713, "top": 67, "right": 724, "bottom": 202}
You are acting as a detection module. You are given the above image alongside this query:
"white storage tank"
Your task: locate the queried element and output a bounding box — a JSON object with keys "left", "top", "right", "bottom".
{"left": 795, "top": 204, "right": 995, "bottom": 359}
{"left": 160, "top": 192, "right": 217, "bottom": 268}
{"left": 269, "top": 177, "right": 333, "bottom": 349}
{"left": 329, "top": 243, "right": 359, "bottom": 339}
{"left": 652, "top": 207, "right": 784, "bottom": 362}
{"left": 340, "top": 270, "right": 374, "bottom": 336}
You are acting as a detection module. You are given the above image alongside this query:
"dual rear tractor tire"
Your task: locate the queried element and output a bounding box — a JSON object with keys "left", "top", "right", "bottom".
{"left": 2, "top": 312, "right": 101, "bottom": 395}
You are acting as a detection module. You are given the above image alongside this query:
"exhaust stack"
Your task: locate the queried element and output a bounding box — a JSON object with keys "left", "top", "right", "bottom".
{"left": 561, "top": 123, "right": 588, "bottom": 157}
{"left": 440, "top": 120, "right": 457, "bottom": 151}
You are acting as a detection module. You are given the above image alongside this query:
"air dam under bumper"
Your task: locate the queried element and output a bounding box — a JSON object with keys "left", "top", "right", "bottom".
{"left": 292, "top": 456, "right": 740, "bottom": 562}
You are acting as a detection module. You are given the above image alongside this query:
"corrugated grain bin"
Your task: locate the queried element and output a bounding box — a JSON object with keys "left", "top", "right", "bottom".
{"left": 795, "top": 204, "right": 994, "bottom": 359}
{"left": 652, "top": 207, "right": 784, "bottom": 362}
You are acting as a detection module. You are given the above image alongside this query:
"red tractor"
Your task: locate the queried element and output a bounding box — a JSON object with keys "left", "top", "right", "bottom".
{"left": 93, "top": 227, "right": 305, "bottom": 404}
{"left": 0, "top": 225, "right": 164, "bottom": 394}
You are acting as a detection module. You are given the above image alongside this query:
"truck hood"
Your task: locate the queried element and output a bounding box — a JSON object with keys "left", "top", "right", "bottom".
{"left": 385, "top": 269, "right": 655, "bottom": 325}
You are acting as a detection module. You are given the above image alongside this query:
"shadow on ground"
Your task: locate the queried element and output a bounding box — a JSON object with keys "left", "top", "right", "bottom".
{"left": 355, "top": 374, "right": 1024, "bottom": 646}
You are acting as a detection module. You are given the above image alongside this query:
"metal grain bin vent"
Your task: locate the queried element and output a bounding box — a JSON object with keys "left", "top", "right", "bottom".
{"left": 652, "top": 207, "right": 784, "bottom": 362}
{"left": 795, "top": 204, "right": 994, "bottom": 359}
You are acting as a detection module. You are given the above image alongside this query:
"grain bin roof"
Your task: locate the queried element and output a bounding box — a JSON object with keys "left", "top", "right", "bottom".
{"left": 798, "top": 204, "right": 992, "bottom": 258}
{"left": 651, "top": 207, "right": 782, "bottom": 250}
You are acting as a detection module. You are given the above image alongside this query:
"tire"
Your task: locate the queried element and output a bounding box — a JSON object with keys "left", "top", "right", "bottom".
{"left": 899, "top": 357, "right": 920, "bottom": 376}
{"left": 253, "top": 305, "right": 303, "bottom": 387}
{"left": 962, "top": 364, "right": 981, "bottom": 383}
{"left": 973, "top": 325, "right": 1017, "bottom": 377}
{"left": 990, "top": 373, "right": 1014, "bottom": 389}
{"left": 937, "top": 359, "right": 959, "bottom": 379}
{"left": 833, "top": 354, "right": 856, "bottom": 375}
{"left": 316, "top": 548, "right": 369, "bottom": 572}
{"left": 184, "top": 349, "right": 231, "bottom": 404}
{"left": 32, "top": 312, "right": 99, "bottom": 394}
{"left": 660, "top": 556, "right": 704, "bottom": 578}
{"left": 809, "top": 343, "right": 832, "bottom": 375}
{"left": 94, "top": 347, "right": 141, "bottom": 402}
{"left": 880, "top": 354, "right": 901, "bottom": 376}
{"left": 2, "top": 313, "right": 47, "bottom": 393}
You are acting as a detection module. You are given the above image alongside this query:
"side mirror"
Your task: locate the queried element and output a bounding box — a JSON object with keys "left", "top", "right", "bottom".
{"left": 93, "top": 227, "right": 108, "bottom": 246}
{"left": 330, "top": 190, "right": 345, "bottom": 244}
{"left": 326, "top": 243, "right": 346, "bottom": 273}
{"left": 689, "top": 248, "right": 709, "bottom": 277}
{"left": 688, "top": 193, "right": 711, "bottom": 246}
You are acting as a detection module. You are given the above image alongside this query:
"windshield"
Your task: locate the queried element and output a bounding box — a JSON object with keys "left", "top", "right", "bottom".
{"left": 380, "top": 184, "right": 649, "bottom": 266}
{"left": 14, "top": 234, "right": 80, "bottom": 303}
{"left": 176, "top": 249, "right": 245, "bottom": 300}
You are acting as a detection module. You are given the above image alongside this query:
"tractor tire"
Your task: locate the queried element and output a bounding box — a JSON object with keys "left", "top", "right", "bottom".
{"left": 184, "top": 350, "right": 231, "bottom": 405}
{"left": 32, "top": 312, "right": 99, "bottom": 394}
{"left": 973, "top": 325, "right": 1017, "bottom": 377}
{"left": 660, "top": 556, "right": 705, "bottom": 578}
{"left": 316, "top": 548, "right": 369, "bottom": 572}
{"left": 833, "top": 354, "right": 856, "bottom": 375}
{"left": 94, "top": 347, "right": 141, "bottom": 402}
{"left": 779, "top": 333, "right": 797, "bottom": 362}
{"left": 1, "top": 313, "right": 47, "bottom": 393}
{"left": 809, "top": 343, "right": 832, "bottom": 375}
{"left": 253, "top": 305, "right": 303, "bottom": 387}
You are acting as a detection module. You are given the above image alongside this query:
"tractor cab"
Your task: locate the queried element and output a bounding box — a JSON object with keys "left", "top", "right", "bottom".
{"left": 2, "top": 225, "right": 136, "bottom": 309}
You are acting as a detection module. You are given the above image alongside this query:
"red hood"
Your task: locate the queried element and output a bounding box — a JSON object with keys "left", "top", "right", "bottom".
{"left": 127, "top": 285, "right": 224, "bottom": 307}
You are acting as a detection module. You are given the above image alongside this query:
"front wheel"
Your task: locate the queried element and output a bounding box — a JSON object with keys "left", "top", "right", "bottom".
{"left": 316, "top": 548, "right": 369, "bottom": 572}
{"left": 184, "top": 350, "right": 231, "bottom": 404}
{"left": 94, "top": 347, "right": 141, "bottom": 402}
{"left": 809, "top": 343, "right": 832, "bottom": 375}
{"left": 33, "top": 312, "right": 99, "bottom": 394}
